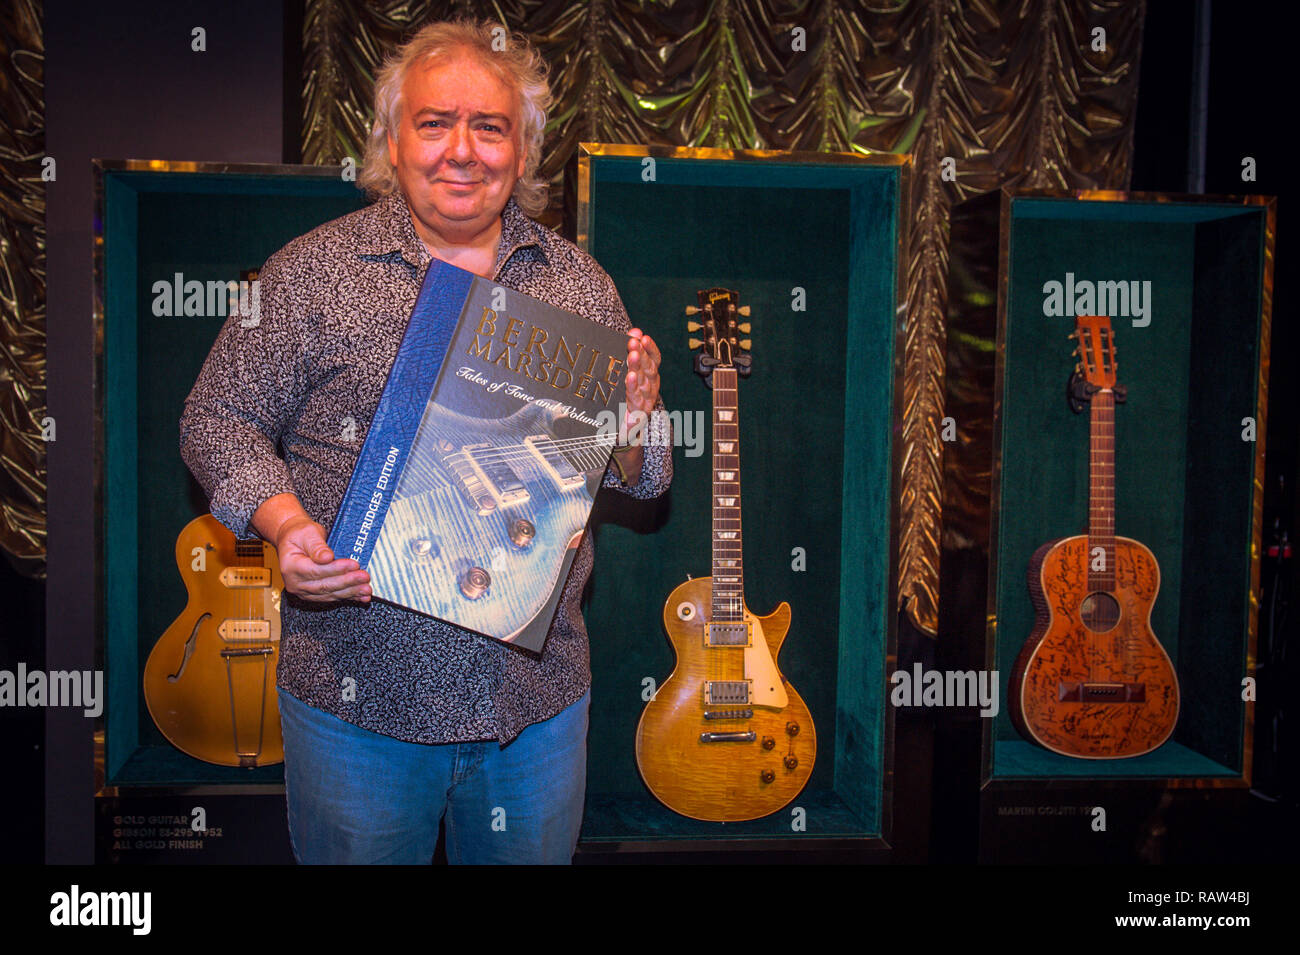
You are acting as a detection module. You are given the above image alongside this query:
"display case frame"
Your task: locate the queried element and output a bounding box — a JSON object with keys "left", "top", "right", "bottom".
{"left": 943, "top": 186, "right": 1273, "bottom": 797}
{"left": 92, "top": 159, "right": 368, "bottom": 807}
{"left": 575, "top": 143, "right": 910, "bottom": 854}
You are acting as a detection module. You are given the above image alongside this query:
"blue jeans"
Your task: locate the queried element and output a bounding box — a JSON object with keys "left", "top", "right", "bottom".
{"left": 276, "top": 687, "right": 590, "bottom": 864}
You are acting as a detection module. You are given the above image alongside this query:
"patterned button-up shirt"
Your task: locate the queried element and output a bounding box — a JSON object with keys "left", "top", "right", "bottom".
{"left": 179, "top": 190, "right": 672, "bottom": 745}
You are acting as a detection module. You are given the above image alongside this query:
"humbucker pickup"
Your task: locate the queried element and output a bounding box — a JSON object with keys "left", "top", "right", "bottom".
{"left": 706, "top": 621, "right": 751, "bottom": 647}
{"left": 525, "top": 435, "right": 585, "bottom": 490}
{"left": 703, "top": 680, "right": 750, "bottom": 705}
{"left": 442, "top": 442, "right": 529, "bottom": 513}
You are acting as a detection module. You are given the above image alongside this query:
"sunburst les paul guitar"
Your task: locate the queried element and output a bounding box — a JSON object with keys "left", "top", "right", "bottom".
{"left": 143, "top": 514, "right": 284, "bottom": 767}
{"left": 1008, "top": 315, "right": 1180, "bottom": 758}
{"left": 635, "top": 289, "right": 815, "bottom": 820}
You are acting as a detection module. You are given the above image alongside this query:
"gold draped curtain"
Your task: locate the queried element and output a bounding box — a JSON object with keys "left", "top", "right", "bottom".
{"left": 0, "top": 0, "right": 1146, "bottom": 621}
{"left": 0, "top": 0, "right": 45, "bottom": 578}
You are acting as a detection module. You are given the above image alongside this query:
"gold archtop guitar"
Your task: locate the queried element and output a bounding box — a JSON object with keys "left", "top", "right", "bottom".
{"left": 1008, "top": 315, "right": 1180, "bottom": 758}
{"left": 635, "top": 289, "right": 816, "bottom": 820}
{"left": 143, "top": 514, "right": 284, "bottom": 767}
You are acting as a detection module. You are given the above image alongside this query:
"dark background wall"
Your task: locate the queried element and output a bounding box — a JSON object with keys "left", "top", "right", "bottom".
{"left": 40, "top": 0, "right": 292, "bottom": 864}
{"left": 11, "top": 0, "right": 1293, "bottom": 863}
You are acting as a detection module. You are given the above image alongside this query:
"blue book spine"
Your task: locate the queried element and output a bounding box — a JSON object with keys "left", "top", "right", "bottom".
{"left": 326, "top": 260, "right": 474, "bottom": 564}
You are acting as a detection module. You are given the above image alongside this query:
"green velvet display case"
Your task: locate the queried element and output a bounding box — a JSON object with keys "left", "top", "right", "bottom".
{"left": 575, "top": 144, "right": 907, "bottom": 853}
{"left": 93, "top": 160, "right": 368, "bottom": 795}
{"left": 942, "top": 188, "right": 1273, "bottom": 797}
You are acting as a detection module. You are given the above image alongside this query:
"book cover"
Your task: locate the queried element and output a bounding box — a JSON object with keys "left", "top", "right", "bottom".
{"left": 327, "top": 258, "right": 629, "bottom": 652}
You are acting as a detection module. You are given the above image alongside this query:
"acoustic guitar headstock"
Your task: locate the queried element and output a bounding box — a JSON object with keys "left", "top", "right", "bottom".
{"left": 687, "top": 288, "right": 752, "bottom": 387}
{"left": 1068, "top": 314, "right": 1126, "bottom": 411}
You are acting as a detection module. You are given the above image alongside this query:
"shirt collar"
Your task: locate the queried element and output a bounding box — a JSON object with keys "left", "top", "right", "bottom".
{"left": 351, "top": 190, "right": 550, "bottom": 275}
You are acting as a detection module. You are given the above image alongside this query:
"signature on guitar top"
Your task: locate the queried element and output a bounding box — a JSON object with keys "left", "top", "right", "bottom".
{"left": 634, "top": 288, "right": 816, "bottom": 820}
{"left": 1008, "top": 314, "right": 1180, "bottom": 759}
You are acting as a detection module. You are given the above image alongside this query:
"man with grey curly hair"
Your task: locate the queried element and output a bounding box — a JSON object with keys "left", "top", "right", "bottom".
{"left": 180, "top": 19, "right": 672, "bottom": 865}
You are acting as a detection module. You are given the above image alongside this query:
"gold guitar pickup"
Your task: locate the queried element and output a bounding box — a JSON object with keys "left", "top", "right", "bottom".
{"left": 703, "top": 680, "right": 750, "bottom": 705}
{"left": 219, "top": 566, "right": 271, "bottom": 588}
{"left": 705, "top": 620, "right": 751, "bottom": 647}
{"left": 217, "top": 619, "right": 276, "bottom": 643}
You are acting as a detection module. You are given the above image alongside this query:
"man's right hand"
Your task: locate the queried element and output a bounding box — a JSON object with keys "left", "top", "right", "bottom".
{"left": 252, "top": 492, "right": 371, "bottom": 604}
{"left": 275, "top": 516, "right": 372, "bottom": 604}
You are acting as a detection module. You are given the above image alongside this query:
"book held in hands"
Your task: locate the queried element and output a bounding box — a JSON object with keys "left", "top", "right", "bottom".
{"left": 327, "top": 259, "right": 629, "bottom": 652}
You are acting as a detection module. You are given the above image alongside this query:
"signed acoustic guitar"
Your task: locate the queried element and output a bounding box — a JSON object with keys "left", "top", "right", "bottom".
{"left": 635, "top": 288, "right": 815, "bottom": 820}
{"left": 1008, "top": 314, "right": 1180, "bottom": 758}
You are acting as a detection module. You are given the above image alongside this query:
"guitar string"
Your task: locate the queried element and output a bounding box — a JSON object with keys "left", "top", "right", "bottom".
{"left": 441, "top": 434, "right": 616, "bottom": 459}
{"left": 440, "top": 435, "right": 617, "bottom": 467}
{"left": 442, "top": 445, "right": 614, "bottom": 469}
{"left": 439, "top": 450, "right": 613, "bottom": 478}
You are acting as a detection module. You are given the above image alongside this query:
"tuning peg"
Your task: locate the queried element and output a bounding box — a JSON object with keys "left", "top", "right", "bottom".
{"left": 740, "top": 339, "right": 752, "bottom": 350}
{"left": 687, "top": 321, "right": 702, "bottom": 332}
{"left": 685, "top": 306, "right": 700, "bottom": 315}
{"left": 738, "top": 323, "right": 751, "bottom": 333}
{"left": 689, "top": 338, "right": 704, "bottom": 349}
{"left": 738, "top": 306, "right": 751, "bottom": 317}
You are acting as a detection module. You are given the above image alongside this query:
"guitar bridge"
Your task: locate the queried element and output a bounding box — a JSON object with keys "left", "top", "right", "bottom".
{"left": 704, "top": 709, "right": 753, "bottom": 720}
{"left": 1058, "top": 681, "right": 1147, "bottom": 703}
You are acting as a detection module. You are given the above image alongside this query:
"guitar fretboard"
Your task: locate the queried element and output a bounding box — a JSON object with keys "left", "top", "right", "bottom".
{"left": 711, "top": 367, "right": 743, "bottom": 620}
{"left": 1088, "top": 390, "right": 1116, "bottom": 592}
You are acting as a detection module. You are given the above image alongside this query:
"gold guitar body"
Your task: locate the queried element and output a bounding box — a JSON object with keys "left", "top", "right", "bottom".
{"left": 635, "top": 576, "right": 816, "bottom": 821}
{"left": 143, "top": 514, "right": 284, "bottom": 767}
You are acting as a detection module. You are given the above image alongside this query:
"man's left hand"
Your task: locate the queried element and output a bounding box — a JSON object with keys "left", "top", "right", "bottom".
{"left": 617, "top": 328, "right": 662, "bottom": 484}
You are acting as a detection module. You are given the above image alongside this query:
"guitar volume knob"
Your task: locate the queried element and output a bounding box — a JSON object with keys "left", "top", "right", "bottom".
{"left": 786, "top": 721, "right": 800, "bottom": 736}
{"left": 508, "top": 519, "right": 535, "bottom": 549}
{"left": 459, "top": 566, "right": 490, "bottom": 600}
{"left": 760, "top": 769, "right": 775, "bottom": 784}
{"left": 761, "top": 736, "right": 775, "bottom": 750}
{"left": 784, "top": 756, "right": 798, "bottom": 771}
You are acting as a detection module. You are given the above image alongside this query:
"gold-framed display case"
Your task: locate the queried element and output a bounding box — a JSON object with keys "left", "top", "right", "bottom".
{"left": 942, "top": 187, "right": 1273, "bottom": 862}
{"left": 93, "top": 159, "right": 368, "bottom": 862}
{"left": 576, "top": 143, "right": 909, "bottom": 854}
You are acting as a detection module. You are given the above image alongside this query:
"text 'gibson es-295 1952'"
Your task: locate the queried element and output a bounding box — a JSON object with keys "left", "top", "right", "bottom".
{"left": 635, "top": 288, "right": 816, "bottom": 821}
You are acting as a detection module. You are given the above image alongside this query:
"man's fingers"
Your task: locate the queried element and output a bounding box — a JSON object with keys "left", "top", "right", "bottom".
{"left": 285, "top": 566, "right": 372, "bottom": 601}
{"left": 298, "top": 582, "right": 372, "bottom": 603}
{"left": 286, "top": 552, "right": 365, "bottom": 579}
{"left": 641, "top": 333, "right": 661, "bottom": 366}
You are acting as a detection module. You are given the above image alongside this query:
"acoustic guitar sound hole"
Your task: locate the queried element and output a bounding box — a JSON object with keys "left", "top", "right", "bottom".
{"left": 1080, "top": 592, "right": 1121, "bottom": 632}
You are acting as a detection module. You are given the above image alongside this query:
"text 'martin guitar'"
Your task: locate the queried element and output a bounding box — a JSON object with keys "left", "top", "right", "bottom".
{"left": 143, "top": 514, "right": 284, "bottom": 767}
{"left": 1008, "top": 314, "right": 1180, "bottom": 758}
{"left": 635, "top": 289, "right": 815, "bottom": 821}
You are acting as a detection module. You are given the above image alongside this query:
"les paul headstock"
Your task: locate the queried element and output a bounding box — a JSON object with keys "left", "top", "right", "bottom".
{"left": 1068, "top": 314, "right": 1126, "bottom": 412}
{"left": 686, "top": 288, "right": 752, "bottom": 387}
